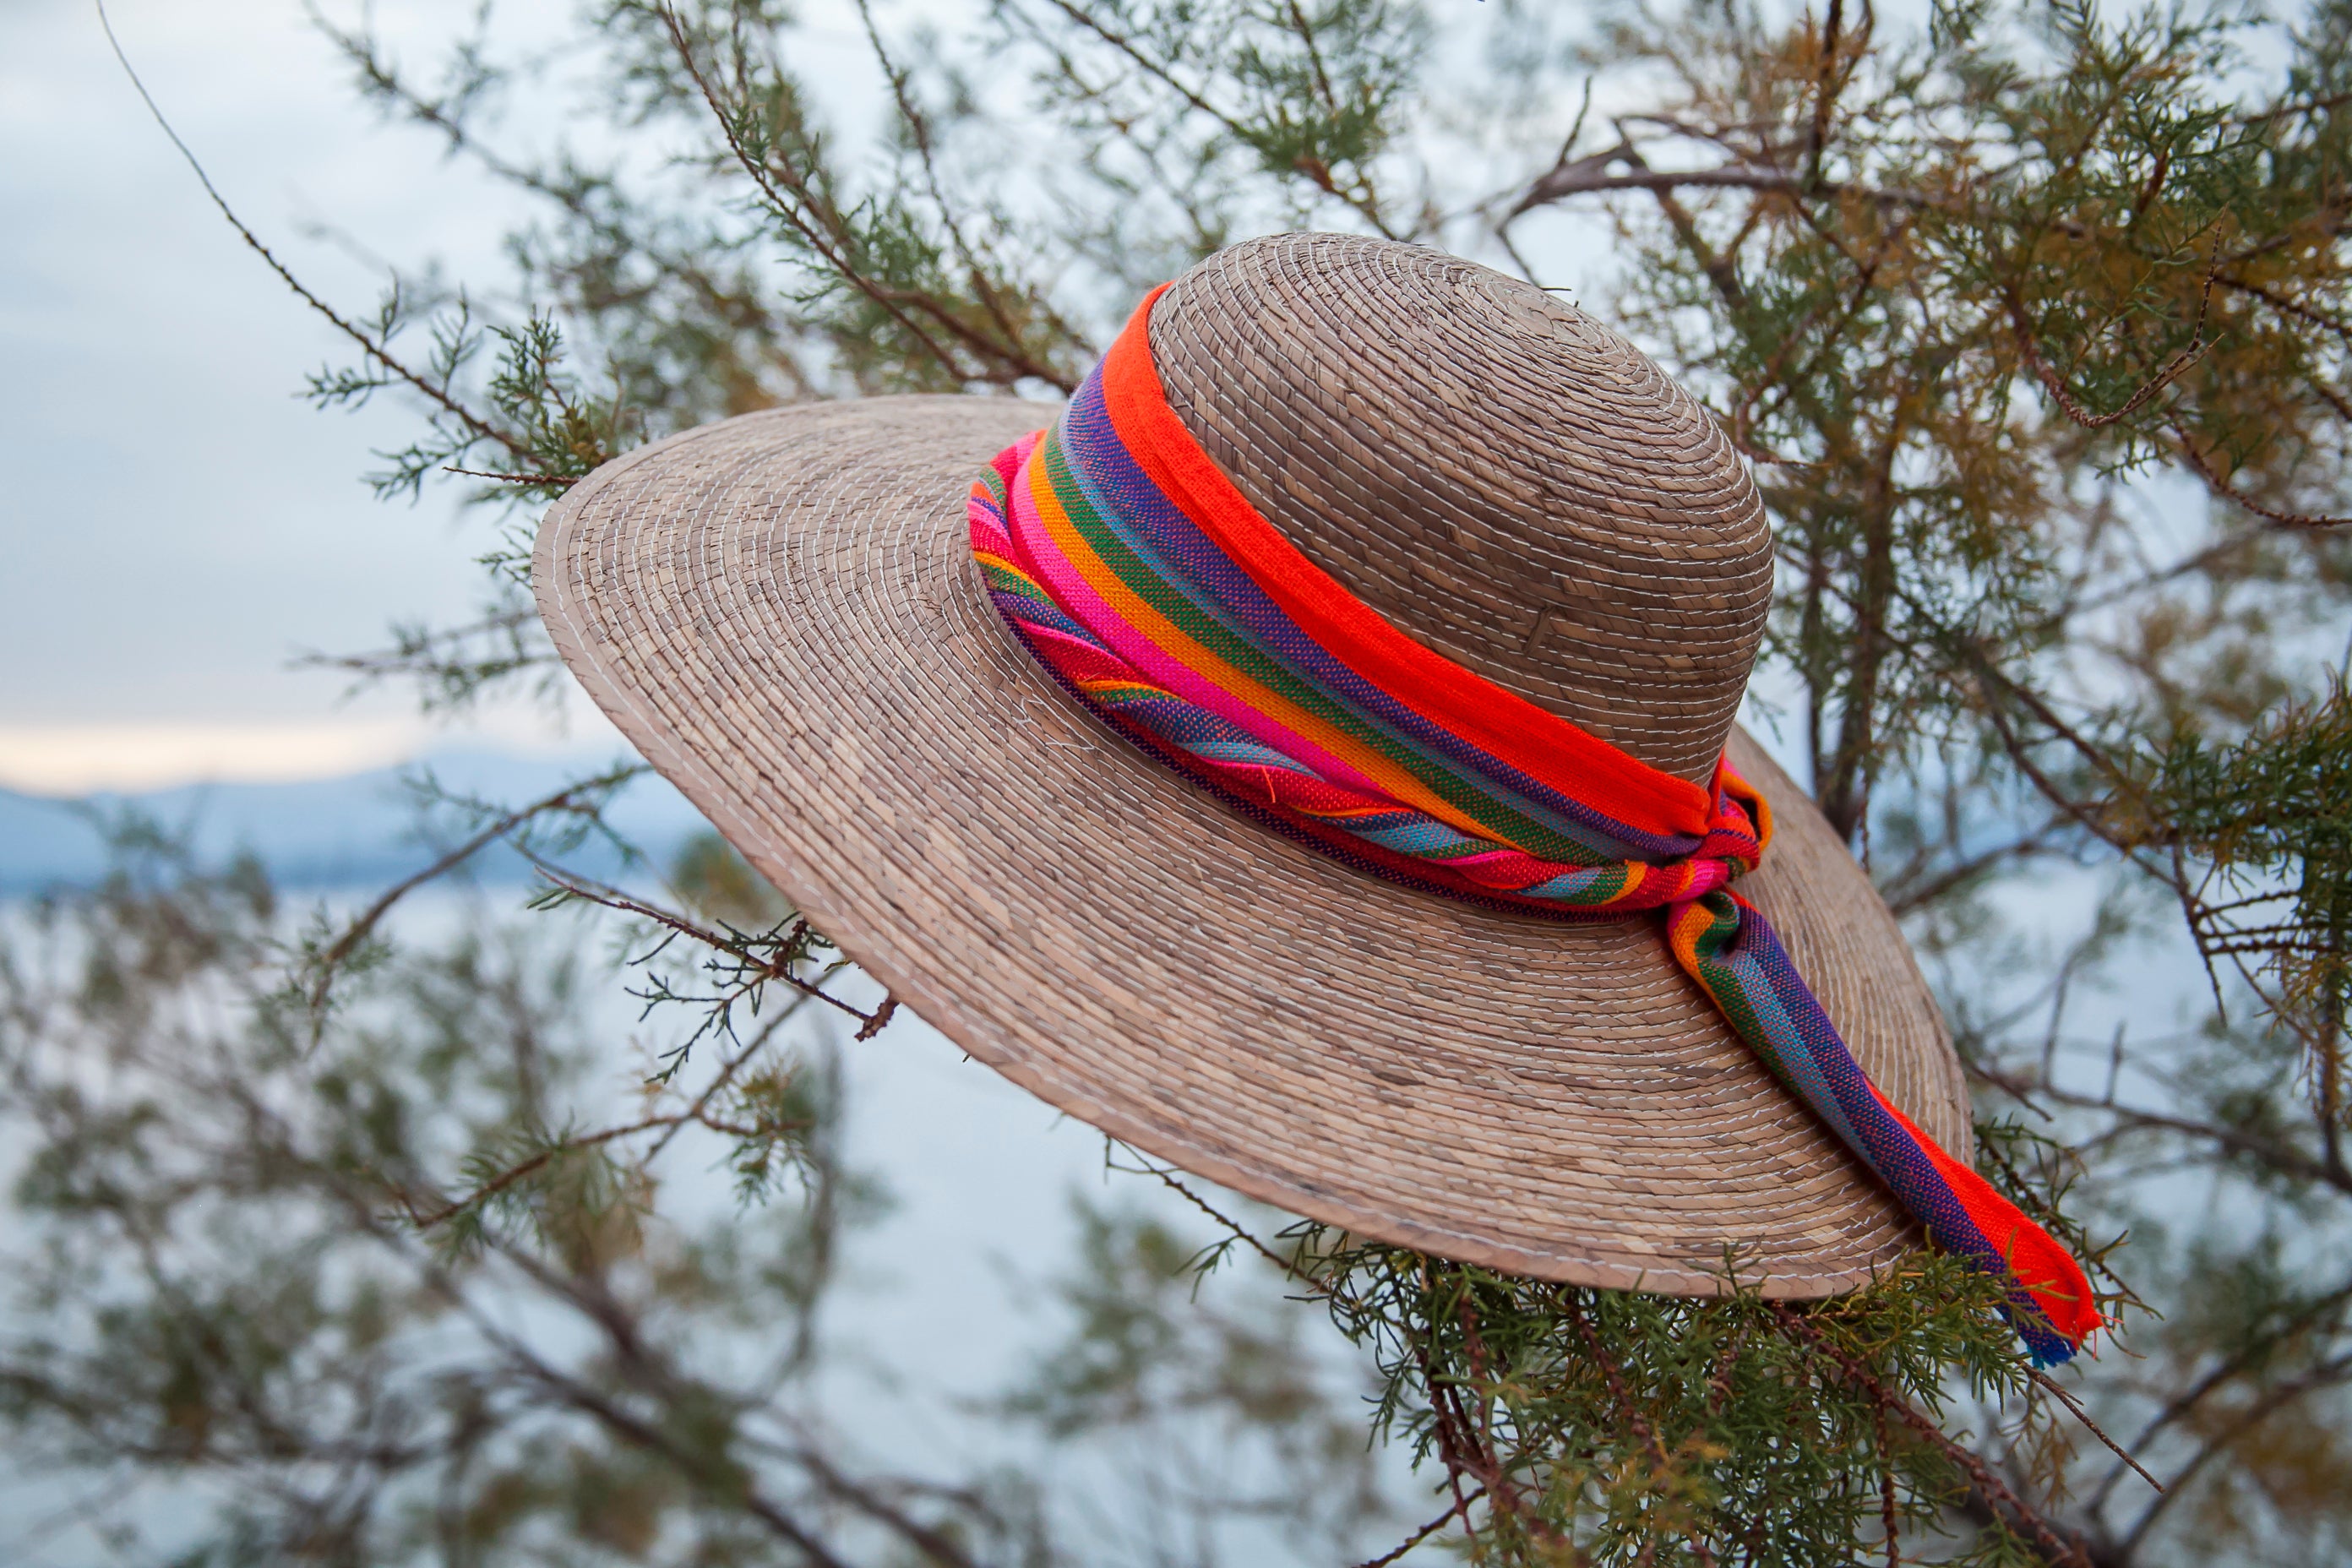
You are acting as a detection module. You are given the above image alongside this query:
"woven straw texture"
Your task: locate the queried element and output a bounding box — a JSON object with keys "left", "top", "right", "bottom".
{"left": 536, "top": 377, "right": 1973, "bottom": 1293}
{"left": 1155, "top": 234, "right": 1773, "bottom": 785}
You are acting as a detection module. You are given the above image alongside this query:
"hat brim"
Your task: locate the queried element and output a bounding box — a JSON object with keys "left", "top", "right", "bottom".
{"left": 536, "top": 395, "right": 1971, "bottom": 1298}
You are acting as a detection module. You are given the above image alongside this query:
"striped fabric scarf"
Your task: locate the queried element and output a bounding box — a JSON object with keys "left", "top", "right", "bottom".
{"left": 966, "top": 286, "right": 2099, "bottom": 1364}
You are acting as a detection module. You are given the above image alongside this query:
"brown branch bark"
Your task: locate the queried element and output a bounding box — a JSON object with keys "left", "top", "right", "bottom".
{"left": 1772, "top": 1306, "right": 2092, "bottom": 1567}
{"left": 1819, "top": 420, "right": 1905, "bottom": 841}
{"left": 1509, "top": 142, "right": 1942, "bottom": 218}
{"left": 2170, "top": 417, "right": 2352, "bottom": 529}
{"left": 1881, "top": 820, "right": 2069, "bottom": 916}
{"left": 2006, "top": 271, "right": 2217, "bottom": 432}
{"left": 443, "top": 466, "right": 579, "bottom": 487}
{"left": 526, "top": 861, "right": 883, "bottom": 1031}
{"left": 1350, "top": 1491, "right": 1484, "bottom": 1568}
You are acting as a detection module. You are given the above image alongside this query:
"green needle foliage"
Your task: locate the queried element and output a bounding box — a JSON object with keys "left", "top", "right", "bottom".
{"left": 1311, "top": 1247, "right": 2047, "bottom": 1565}
{"left": 11, "top": 0, "right": 2352, "bottom": 1562}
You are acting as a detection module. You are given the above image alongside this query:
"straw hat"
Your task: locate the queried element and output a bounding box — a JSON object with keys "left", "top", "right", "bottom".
{"left": 535, "top": 231, "right": 1968, "bottom": 1298}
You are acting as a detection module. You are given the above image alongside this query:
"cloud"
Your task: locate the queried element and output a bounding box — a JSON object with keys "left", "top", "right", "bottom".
{"left": 0, "top": 718, "right": 430, "bottom": 794}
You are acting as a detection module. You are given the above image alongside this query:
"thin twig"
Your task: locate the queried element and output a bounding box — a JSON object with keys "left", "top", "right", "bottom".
{"left": 527, "top": 859, "right": 881, "bottom": 1031}
{"left": 1772, "top": 1305, "right": 2090, "bottom": 1567}
{"left": 1511, "top": 147, "right": 1941, "bottom": 217}
{"left": 641, "top": 1001, "right": 808, "bottom": 1167}
{"left": 852, "top": 994, "right": 898, "bottom": 1040}
{"left": 656, "top": 7, "right": 981, "bottom": 384}
{"left": 302, "top": 767, "right": 645, "bottom": 1036}
{"left": 2006, "top": 262, "right": 2218, "bottom": 432}
{"left": 444, "top": 465, "right": 579, "bottom": 487}
{"left": 1351, "top": 1491, "right": 1484, "bottom": 1568}
{"left": 2027, "top": 1368, "right": 2163, "bottom": 1494}
{"left": 1033, "top": 0, "right": 1402, "bottom": 237}
{"left": 671, "top": 3, "right": 1077, "bottom": 389}
{"left": 1971, "top": 1064, "right": 2352, "bottom": 1196}
{"left": 1109, "top": 1145, "right": 1296, "bottom": 1274}
{"left": 2088, "top": 1275, "right": 2352, "bottom": 1514}
{"left": 2170, "top": 417, "right": 2352, "bottom": 529}
{"left": 1806, "top": 0, "right": 1846, "bottom": 190}
{"left": 2120, "top": 1352, "right": 2352, "bottom": 1557}
{"left": 1877, "top": 1402, "right": 1902, "bottom": 1568}
{"left": 97, "top": 0, "right": 532, "bottom": 461}
{"left": 395, "top": 1110, "right": 772, "bottom": 1229}
{"left": 850, "top": 0, "right": 1032, "bottom": 358}
{"left": 1563, "top": 1293, "right": 1665, "bottom": 1463}
{"left": 426, "top": 1283, "right": 863, "bottom": 1568}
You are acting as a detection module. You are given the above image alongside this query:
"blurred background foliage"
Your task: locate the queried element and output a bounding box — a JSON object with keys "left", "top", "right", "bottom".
{"left": 6, "top": 0, "right": 2352, "bottom": 1561}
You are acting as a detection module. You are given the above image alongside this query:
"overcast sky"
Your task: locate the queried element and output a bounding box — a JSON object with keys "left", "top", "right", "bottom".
{"left": 0, "top": 0, "right": 1190, "bottom": 792}
{"left": 1, "top": 0, "right": 1622, "bottom": 793}
{"left": 0, "top": 0, "right": 926, "bottom": 792}
{"left": 1, "top": 0, "right": 558, "bottom": 787}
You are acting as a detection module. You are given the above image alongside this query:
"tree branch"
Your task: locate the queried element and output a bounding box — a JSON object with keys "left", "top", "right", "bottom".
{"left": 301, "top": 766, "right": 647, "bottom": 1035}
{"left": 2170, "top": 416, "right": 2352, "bottom": 530}
{"left": 1973, "top": 1064, "right": 2352, "bottom": 1195}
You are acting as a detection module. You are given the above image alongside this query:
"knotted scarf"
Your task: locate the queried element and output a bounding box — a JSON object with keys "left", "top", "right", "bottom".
{"left": 966, "top": 286, "right": 2099, "bottom": 1364}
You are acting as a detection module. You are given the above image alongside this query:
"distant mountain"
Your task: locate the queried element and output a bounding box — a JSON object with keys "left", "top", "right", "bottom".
{"left": 0, "top": 749, "right": 710, "bottom": 892}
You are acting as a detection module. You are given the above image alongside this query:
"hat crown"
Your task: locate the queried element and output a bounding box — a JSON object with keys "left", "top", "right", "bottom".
{"left": 1149, "top": 233, "right": 1772, "bottom": 785}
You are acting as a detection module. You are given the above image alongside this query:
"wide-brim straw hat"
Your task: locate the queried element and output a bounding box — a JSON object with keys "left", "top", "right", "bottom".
{"left": 536, "top": 232, "right": 1970, "bottom": 1298}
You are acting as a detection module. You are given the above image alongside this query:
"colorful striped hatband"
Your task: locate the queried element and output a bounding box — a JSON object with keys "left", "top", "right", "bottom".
{"left": 966, "top": 286, "right": 2100, "bottom": 1364}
